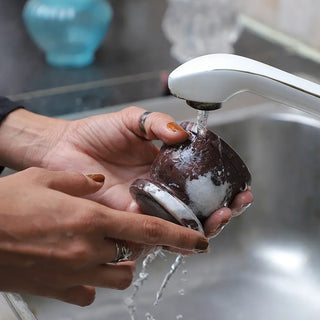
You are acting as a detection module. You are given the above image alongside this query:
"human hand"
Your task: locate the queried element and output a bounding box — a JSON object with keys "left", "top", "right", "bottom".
{"left": 0, "top": 167, "right": 209, "bottom": 305}
{"left": 0, "top": 108, "right": 253, "bottom": 242}
{"left": 203, "top": 188, "right": 253, "bottom": 239}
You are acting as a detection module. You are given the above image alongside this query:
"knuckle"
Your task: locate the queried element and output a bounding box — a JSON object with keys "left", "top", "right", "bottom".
{"left": 68, "top": 243, "right": 90, "bottom": 268}
{"left": 74, "top": 205, "right": 100, "bottom": 231}
{"left": 143, "top": 218, "right": 164, "bottom": 244}
{"left": 125, "top": 106, "right": 142, "bottom": 114}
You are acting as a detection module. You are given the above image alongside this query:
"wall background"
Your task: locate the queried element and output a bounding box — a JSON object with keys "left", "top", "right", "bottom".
{"left": 237, "top": 0, "right": 320, "bottom": 51}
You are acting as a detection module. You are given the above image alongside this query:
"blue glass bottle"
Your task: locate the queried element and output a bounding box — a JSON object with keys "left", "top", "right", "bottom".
{"left": 23, "top": 0, "right": 113, "bottom": 67}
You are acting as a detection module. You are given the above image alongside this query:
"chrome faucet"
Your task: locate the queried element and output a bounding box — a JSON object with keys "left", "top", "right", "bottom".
{"left": 168, "top": 54, "right": 320, "bottom": 116}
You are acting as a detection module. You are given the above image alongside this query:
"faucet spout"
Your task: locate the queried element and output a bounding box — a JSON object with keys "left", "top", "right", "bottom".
{"left": 168, "top": 54, "right": 320, "bottom": 115}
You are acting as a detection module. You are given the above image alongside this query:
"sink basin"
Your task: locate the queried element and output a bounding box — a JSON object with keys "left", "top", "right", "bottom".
{"left": 2, "top": 95, "right": 320, "bottom": 319}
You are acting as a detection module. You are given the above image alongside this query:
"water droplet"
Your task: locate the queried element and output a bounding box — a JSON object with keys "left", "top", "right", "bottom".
{"left": 179, "top": 289, "right": 185, "bottom": 296}
{"left": 176, "top": 315, "right": 184, "bottom": 319}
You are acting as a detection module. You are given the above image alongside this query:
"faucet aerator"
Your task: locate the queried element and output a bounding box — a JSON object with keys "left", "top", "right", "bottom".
{"left": 186, "top": 101, "right": 222, "bottom": 111}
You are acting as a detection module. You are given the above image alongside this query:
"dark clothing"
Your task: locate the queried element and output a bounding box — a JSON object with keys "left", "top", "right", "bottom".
{"left": 0, "top": 96, "right": 24, "bottom": 173}
{"left": 0, "top": 96, "right": 23, "bottom": 122}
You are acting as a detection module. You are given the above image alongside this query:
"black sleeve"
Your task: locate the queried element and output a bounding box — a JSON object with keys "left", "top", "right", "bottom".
{"left": 0, "top": 96, "right": 24, "bottom": 122}
{"left": 0, "top": 96, "right": 25, "bottom": 174}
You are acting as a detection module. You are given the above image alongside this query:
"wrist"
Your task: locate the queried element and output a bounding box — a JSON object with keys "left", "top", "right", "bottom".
{"left": 0, "top": 109, "right": 65, "bottom": 170}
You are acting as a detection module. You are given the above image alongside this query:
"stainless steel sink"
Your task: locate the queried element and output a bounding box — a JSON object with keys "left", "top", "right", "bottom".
{"left": 2, "top": 95, "right": 320, "bottom": 319}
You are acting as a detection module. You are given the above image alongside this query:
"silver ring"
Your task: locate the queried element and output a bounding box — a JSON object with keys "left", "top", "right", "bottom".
{"left": 112, "top": 240, "right": 132, "bottom": 263}
{"left": 139, "top": 111, "right": 153, "bottom": 134}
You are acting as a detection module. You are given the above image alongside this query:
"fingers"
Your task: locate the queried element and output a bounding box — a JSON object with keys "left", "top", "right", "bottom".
{"left": 230, "top": 189, "right": 253, "bottom": 216}
{"left": 120, "top": 106, "right": 189, "bottom": 145}
{"left": 203, "top": 207, "right": 232, "bottom": 239}
{"left": 68, "top": 263, "right": 136, "bottom": 290}
{"left": 96, "top": 209, "right": 209, "bottom": 253}
{"left": 39, "top": 263, "right": 135, "bottom": 306}
{"left": 57, "top": 285, "right": 96, "bottom": 306}
{"left": 203, "top": 190, "right": 253, "bottom": 238}
{"left": 25, "top": 167, "right": 105, "bottom": 197}
{"left": 51, "top": 172, "right": 105, "bottom": 196}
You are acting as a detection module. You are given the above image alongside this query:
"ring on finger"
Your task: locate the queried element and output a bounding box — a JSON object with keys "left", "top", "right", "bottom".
{"left": 139, "top": 111, "right": 153, "bottom": 134}
{"left": 112, "top": 240, "right": 132, "bottom": 263}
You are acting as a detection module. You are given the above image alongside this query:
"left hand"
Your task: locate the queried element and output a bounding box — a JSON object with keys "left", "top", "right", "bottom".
{"left": 8, "top": 107, "right": 253, "bottom": 241}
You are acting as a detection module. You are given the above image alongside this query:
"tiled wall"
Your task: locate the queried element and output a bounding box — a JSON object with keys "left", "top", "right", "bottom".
{"left": 237, "top": 0, "right": 320, "bottom": 50}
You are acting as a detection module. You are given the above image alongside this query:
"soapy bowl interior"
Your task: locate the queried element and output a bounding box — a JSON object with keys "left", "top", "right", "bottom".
{"left": 12, "top": 98, "right": 320, "bottom": 320}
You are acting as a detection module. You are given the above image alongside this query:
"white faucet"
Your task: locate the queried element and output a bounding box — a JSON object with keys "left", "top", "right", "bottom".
{"left": 168, "top": 54, "right": 320, "bottom": 116}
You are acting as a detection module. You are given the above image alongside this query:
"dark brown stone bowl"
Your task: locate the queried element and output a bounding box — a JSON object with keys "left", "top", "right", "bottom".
{"left": 130, "top": 121, "right": 251, "bottom": 232}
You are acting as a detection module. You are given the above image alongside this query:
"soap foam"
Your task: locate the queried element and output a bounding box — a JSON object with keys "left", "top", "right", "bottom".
{"left": 185, "top": 171, "right": 230, "bottom": 218}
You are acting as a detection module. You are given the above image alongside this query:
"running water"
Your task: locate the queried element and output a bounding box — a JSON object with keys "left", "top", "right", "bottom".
{"left": 125, "top": 249, "right": 162, "bottom": 320}
{"left": 154, "top": 254, "right": 184, "bottom": 305}
{"left": 197, "top": 109, "right": 226, "bottom": 185}
{"left": 196, "top": 110, "right": 209, "bottom": 137}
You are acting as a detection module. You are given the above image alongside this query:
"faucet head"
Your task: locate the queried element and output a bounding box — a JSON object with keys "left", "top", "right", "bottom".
{"left": 168, "top": 53, "right": 320, "bottom": 116}
{"left": 168, "top": 54, "right": 230, "bottom": 107}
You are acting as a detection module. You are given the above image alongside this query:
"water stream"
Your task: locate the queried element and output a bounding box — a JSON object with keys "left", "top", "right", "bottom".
{"left": 124, "top": 249, "right": 162, "bottom": 320}
{"left": 196, "top": 110, "right": 209, "bottom": 137}
{"left": 153, "top": 255, "right": 184, "bottom": 306}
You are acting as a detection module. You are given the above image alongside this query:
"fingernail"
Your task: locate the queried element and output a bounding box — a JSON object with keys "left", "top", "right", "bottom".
{"left": 167, "top": 122, "right": 188, "bottom": 134}
{"left": 87, "top": 174, "right": 105, "bottom": 183}
{"left": 195, "top": 237, "right": 209, "bottom": 252}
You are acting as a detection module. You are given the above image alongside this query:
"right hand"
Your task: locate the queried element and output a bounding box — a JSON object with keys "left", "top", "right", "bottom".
{"left": 0, "top": 168, "right": 208, "bottom": 306}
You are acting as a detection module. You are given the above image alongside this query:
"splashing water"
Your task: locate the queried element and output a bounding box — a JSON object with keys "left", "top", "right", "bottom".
{"left": 125, "top": 249, "right": 162, "bottom": 320}
{"left": 178, "top": 289, "right": 185, "bottom": 296}
{"left": 181, "top": 269, "right": 188, "bottom": 280}
{"left": 154, "top": 254, "right": 184, "bottom": 306}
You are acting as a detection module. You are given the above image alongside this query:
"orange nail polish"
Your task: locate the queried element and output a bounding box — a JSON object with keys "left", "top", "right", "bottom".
{"left": 195, "top": 237, "right": 209, "bottom": 252}
{"left": 167, "top": 122, "right": 188, "bottom": 134}
{"left": 87, "top": 174, "right": 105, "bottom": 183}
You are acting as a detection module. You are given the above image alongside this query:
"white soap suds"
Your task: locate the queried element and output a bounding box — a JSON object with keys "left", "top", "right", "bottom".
{"left": 185, "top": 171, "right": 230, "bottom": 218}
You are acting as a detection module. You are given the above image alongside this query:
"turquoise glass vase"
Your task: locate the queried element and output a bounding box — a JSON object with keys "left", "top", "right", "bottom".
{"left": 23, "top": 0, "right": 113, "bottom": 67}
